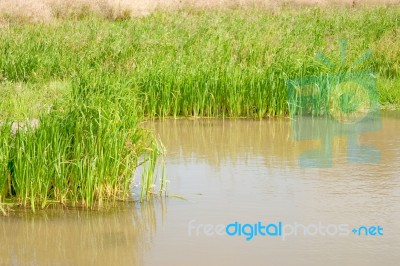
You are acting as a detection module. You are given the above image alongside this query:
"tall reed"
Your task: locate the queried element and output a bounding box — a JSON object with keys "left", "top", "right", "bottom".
{"left": 1, "top": 70, "right": 165, "bottom": 211}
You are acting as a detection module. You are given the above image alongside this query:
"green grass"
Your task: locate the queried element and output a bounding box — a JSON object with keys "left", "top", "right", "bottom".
{"left": 0, "top": 6, "right": 400, "bottom": 211}
{"left": 0, "top": 70, "right": 166, "bottom": 211}
{"left": 1, "top": 7, "right": 400, "bottom": 117}
{"left": 0, "top": 80, "right": 70, "bottom": 121}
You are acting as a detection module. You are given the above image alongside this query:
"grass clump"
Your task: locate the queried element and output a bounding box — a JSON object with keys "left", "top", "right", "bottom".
{"left": 0, "top": 71, "right": 165, "bottom": 211}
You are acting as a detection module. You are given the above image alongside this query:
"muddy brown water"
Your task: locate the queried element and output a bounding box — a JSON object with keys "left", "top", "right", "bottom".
{"left": 1, "top": 111, "right": 400, "bottom": 266}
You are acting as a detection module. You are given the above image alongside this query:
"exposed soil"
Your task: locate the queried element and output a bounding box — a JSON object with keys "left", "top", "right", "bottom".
{"left": 0, "top": 0, "right": 399, "bottom": 23}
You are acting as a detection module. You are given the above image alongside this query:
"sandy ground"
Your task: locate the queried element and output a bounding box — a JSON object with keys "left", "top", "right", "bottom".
{"left": 0, "top": 0, "right": 399, "bottom": 22}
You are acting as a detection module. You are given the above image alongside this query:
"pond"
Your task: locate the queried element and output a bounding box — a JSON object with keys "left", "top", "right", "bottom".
{"left": 1, "top": 112, "right": 400, "bottom": 265}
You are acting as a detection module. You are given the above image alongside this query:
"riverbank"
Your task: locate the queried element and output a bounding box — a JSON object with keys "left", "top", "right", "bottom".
{"left": 1, "top": 5, "right": 399, "bottom": 211}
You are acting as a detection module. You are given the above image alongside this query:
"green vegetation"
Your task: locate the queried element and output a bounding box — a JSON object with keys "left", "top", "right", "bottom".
{"left": 0, "top": 6, "right": 400, "bottom": 211}
{"left": 0, "top": 70, "right": 166, "bottom": 211}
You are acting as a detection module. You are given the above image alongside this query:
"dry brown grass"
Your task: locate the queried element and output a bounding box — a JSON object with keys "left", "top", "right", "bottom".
{"left": 0, "top": 0, "right": 399, "bottom": 23}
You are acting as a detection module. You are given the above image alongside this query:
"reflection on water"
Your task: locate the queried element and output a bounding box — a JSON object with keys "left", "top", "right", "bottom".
{"left": 147, "top": 112, "right": 398, "bottom": 170}
{"left": 145, "top": 112, "right": 400, "bottom": 266}
{"left": 1, "top": 112, "right": 400, "bottom": 266}
{"left": 0, "top": 201, "right": 165, "bottom": 266}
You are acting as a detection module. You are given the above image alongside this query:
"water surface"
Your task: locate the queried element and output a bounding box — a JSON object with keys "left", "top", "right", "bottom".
{"left": 1, "top": 112, "right": 400, "bottom": 266}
